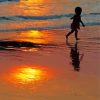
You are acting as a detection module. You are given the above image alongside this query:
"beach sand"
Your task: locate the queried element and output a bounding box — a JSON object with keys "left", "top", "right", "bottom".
{"left": 0, "top": 26, "right": 100, "bottom": 100}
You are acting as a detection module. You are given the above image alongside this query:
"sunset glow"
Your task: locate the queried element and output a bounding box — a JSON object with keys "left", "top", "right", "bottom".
{"left": 23, "top": 30, "right": 44, "bottom": 38}
{"left": 14, "top": 68, "right": 43, "bottom": 82}
{"left": 14, "top": 30, "right": 50, "bottom": 44}
{"left": 4, "top": 65, "right": 51, "bottom": 85}
{"left": 20, "top": 0, "right": 50, "bottom": 15}
{"left": 26, "top": 0, "right": 43, "bottom": 3}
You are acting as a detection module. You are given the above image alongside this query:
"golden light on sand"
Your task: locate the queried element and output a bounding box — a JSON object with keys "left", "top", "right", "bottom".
{"left": 4, "top": 65, "right": 52, "bottom": 85}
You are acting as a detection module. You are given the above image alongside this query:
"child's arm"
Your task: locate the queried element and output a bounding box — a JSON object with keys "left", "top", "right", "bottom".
{"left": 70, "top": 15, "right": 75, "bottom": 19}
{"left": 80, "top": 20, "right": 85, "bottom": 27}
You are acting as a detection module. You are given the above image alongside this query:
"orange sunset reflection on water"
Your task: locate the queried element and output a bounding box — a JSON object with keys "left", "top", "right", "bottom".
{"left": 20, "top": 0, "right": 50, "bottom": 16}
{"left": 14, "top": 30, "right": 51, "bottom": 44}
{"left": 21, "top": 0, "right": 44, "bottom": 3}
{"left": 24, "top": 0, "right": 44, "bottom": 3}
{"left": 3, "top": 65, "right": 52, "bottom": 87}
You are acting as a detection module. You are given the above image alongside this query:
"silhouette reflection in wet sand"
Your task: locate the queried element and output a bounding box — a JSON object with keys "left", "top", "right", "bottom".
{"left": 66, "top": 41, "right": 84, "bottom": 71}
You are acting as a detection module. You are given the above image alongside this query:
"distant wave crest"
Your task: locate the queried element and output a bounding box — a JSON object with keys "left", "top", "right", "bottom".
{"left": 90, "top": 13, "right": 100, "bottom": 15}
{"left": 0, "top": 0, "right": 19, "bottom": 2}
{"left": 0, "top": 13, "right": 99, "bottom": 22}
{"left": 0, "top": 14, "right": 73, "bottom": 22}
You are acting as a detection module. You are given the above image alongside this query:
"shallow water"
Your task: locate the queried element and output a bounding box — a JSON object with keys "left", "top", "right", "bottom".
{"left": 0, "top": 26, "right": 100, "bottom": 100}
{"left": 0, "top": 0, "right": 100, "bottom": 100}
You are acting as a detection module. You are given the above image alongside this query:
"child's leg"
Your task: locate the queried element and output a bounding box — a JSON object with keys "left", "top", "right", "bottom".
{"left": 75, "top": 30, "right": 79, "bottom": 40}
{"left": 66, "top": 30, "right": 74, "bottom": 38}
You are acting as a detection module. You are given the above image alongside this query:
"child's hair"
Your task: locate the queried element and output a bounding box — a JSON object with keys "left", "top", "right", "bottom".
{"left": 75, "top": 7, "right": 82, "bottom": 15}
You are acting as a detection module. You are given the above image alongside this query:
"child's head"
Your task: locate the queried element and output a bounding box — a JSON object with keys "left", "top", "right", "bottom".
{"left": 75, "top": 7, "right": 82, "bottom": 15}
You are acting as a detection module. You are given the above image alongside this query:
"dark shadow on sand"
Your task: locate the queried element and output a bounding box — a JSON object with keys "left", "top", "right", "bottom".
{"left": 0, "top": 40, "right": 59, "bottom": 51}
{"left": 0, "top": 40, "right": 42, "bottom": 51}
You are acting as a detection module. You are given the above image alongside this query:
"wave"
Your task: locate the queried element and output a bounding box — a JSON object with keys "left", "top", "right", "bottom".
{"left": 0, "top": 13, "right": 99, "bottom": 32}
{"left": 17, "top": 14, "right": 73, "bottom": 20}
{"left": 0, "top": 14, "right": 73, "bottom": 22}
{"left": 0, "top": 0, "right": 19, "bottom": 2}
{"left": 90, "top": 13, "right": 100, "bottom": 15}
{"left": 85, "top": 22, "right": 100, "bottom": 26}
{"left": 0, "top": 22, "right": 99, "bottom": 32}
{"left": 0, "top": 13, "right": 99, "bottom": 22}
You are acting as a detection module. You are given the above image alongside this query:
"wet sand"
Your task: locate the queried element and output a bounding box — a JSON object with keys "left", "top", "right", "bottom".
{"left": 0, "top": 26, "right": 100, "bottom": 100}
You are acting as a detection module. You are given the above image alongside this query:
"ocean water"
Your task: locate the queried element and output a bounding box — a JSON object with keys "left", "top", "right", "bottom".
{"left": 0, "top": 0, "right": 100, "bottom": 32}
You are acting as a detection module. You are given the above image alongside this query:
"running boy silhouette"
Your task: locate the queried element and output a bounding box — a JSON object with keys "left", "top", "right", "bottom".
{"left": 66, "top": 7, "right": 85, "bottom": 40}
